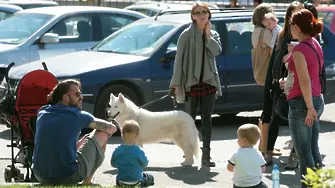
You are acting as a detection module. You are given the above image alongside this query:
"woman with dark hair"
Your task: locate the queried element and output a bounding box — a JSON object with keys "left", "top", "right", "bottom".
{"left": 284, "top": 9, "right": 324, "bottom": 186}
{"left": 304, "top": 2, "right": 323, "bottom": 44}
{"left": 169, "top": 2, "right": 222, "bottom": 167}
{"left": 262, "top": 1, "right": 304, "bottom": 168}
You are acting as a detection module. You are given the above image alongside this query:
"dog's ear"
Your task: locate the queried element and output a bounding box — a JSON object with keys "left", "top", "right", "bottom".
{"left": 118, "top": 93, "right": 125, "bottom": 103}
{"left": 110, "top": 93, "right": 115, "bottom": 99}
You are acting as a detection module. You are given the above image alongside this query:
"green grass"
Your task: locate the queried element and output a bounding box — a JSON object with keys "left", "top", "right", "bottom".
{"left": 0, "top": 185, "right": 143, "bottom": 188}
{"left": 0, "top": 186, "right": 114, "bottom": 188}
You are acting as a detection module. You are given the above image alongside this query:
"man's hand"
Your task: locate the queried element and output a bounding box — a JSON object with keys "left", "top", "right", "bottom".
{"left": 88, "top": 118, "right": 117, "bottom": 135}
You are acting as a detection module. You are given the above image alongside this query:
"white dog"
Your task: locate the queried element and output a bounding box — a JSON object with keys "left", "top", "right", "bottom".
{"left": 108, "top": 93, "right": 200, "bottom": 166}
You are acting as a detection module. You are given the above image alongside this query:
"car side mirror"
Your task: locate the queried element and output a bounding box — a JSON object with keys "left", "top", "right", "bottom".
{"left": 40, "top": 33, "right": 59, "bottom": 44}
{"left": 165, "top": 49, "right": 176, "bottom": 61}
{"left": 160, "top": 49, "right": 176, "bottom": 69}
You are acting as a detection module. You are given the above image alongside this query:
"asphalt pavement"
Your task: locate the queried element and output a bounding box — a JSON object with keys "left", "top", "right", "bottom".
{"left": 1, "top": 103, "right": 335, "bottom": 187}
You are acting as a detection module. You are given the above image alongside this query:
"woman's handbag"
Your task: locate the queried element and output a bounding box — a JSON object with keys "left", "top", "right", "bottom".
{"left": 273, "top": 59, "right": 289, "bottom": 120}
{"left": 274, "top": 91, "right": 289, "bottom": 120}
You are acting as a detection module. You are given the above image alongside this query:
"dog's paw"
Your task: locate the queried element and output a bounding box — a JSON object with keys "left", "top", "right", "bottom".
{"left": 181, "top": 161, "right": 193, "bottom": 167}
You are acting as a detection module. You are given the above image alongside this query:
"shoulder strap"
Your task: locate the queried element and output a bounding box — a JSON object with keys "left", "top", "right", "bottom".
{"left": 258, "top": 28, "right": 265, "bottom": 46}
{"left": 301, "top": 42, "right": 322, "bottom": 77}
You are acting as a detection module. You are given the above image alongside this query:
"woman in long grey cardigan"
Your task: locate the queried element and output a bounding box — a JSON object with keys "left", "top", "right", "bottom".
{"left": 169, "top": 2, "right": 222, "bottom": 167}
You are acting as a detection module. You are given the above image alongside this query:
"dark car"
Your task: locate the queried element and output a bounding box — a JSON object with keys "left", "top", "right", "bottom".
{"left": 5, "top": 9, "right": 335, "bottom": 121}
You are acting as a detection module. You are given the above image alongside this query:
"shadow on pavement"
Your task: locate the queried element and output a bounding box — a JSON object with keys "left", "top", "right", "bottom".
{"left": 0, "top": 115, "right": 334, "bottom": 143}
{"left": 263, "top": 154, "right": 327, "bottom": 188}
{"left": 104, "top": 166, "right": 219, "bottom": 185}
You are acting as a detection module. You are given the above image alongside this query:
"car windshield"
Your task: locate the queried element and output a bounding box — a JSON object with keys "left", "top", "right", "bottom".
{"left": 0, "top": 13, "right": 53, "bottom": 44}
{"left": 93, "top": 22, "right": 176, "bottom": 56}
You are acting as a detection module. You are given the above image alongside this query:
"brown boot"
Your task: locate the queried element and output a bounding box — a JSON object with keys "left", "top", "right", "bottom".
{"left": 201, "top": 147, "right": 216, "bottom": 167}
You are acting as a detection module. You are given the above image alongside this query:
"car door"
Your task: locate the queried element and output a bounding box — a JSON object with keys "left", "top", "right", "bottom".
{"left": 96, "top": 13, "right": 140, "bottom": 40}
{"left": 29, "top": 13, "right": 99, "bottom": 62}
{"left": 223, "top": 19, "right": 264, "bottom": 108}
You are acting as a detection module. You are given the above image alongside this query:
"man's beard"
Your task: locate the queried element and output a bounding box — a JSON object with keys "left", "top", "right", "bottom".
{"left": 69, "top": 99, "right": 82, "bottom": 109}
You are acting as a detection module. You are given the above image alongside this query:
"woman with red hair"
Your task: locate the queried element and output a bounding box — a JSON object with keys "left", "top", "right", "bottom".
{"left": 284, "top": 9, "right": 324, "bottom": 187}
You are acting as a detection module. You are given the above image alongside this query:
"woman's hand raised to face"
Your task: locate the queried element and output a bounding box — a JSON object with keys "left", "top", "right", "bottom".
{"left": 205, "top": 22, "right": 211, "bottom": 38}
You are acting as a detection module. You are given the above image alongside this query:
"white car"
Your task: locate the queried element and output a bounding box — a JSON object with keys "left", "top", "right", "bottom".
{"left": 0, "top": 3, "right": 22, "bottom": 21}
{"left": 0, "top": 6, "right": 147, "bottom": 73}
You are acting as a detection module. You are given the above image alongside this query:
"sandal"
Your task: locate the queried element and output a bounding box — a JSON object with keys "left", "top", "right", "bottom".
{"left": 271, "top": 149, "right": 282, "bottom": 156}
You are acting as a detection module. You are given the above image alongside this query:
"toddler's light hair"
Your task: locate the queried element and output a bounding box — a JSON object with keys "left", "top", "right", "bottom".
{"left": 122, "top": 120, "right": 140, "bottom": 135}
{"left": 237, "top": 124, "right": 261, "bottom": 145}
{"left": 263, "top": 12, "right": 278, "bottom": 22}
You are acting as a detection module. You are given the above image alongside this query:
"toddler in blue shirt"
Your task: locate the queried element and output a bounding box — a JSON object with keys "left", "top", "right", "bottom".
{"left": 111, "top": 120, "right": 154, "bottom": 187}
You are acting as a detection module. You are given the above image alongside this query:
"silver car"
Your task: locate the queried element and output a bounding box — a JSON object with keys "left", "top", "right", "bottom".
{"left": 0, "top": 3, "right": 22, "bottom": 21}
{"left": 0, "top": 6, "right": 147, "bottom": 69}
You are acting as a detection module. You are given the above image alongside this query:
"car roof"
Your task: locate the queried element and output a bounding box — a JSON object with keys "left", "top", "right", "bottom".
{"left": 140, "top": 9, "right": 287, "bottom": 24}
{"left": 16, "top": 5, "right": 148, "bottom": 17}
{"left": 0, "top": 3, "right": 23, "bottom": 12}
{"left": 124, "top": 2, "right": 218, "bottom": 13}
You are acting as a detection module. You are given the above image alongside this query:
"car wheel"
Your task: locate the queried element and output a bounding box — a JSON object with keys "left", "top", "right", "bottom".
{"left": 94, "top": 84, "right": 140, "bottom": 135}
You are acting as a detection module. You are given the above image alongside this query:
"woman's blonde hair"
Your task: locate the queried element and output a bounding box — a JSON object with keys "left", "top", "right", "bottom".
{"left": 191, "top": 2, "right": 211, "bottom": 23}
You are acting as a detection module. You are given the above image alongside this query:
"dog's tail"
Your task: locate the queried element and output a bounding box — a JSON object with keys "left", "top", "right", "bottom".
{"left": 189, "top": 119, "right": 201, "bottom": 160}
{"left": 193, "top": 133, "right": 201, "bottom": 160}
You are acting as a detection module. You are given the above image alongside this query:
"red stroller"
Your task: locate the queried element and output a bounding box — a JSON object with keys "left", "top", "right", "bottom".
{"left": 0, "top": 62, "right": 58, "bottom": 182}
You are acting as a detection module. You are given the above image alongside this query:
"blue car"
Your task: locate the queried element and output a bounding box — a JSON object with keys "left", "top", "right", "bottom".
{"left": 5, "top": 9, "right": 335, "bottom": 121}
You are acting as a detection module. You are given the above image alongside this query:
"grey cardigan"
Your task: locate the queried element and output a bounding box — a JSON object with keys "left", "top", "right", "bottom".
{"left": 169, "top": 23, "right": 222, "bottom": 103}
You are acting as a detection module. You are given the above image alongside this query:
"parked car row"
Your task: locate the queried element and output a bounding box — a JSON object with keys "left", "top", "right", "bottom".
{"left": 3, "top": 7, "right": 335, "bottom": 122}
{"left": 124, "top": 1, "right": 219, "bottom": 17}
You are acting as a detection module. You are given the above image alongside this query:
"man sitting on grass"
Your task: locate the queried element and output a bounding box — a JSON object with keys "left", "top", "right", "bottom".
{"left": 32, "top": 79, "right": 117, "bottom": 185}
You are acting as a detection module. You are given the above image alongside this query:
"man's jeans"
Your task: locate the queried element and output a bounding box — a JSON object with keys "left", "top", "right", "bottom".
{"left": 288, "top": 95, "right": 324, "bottom": 183}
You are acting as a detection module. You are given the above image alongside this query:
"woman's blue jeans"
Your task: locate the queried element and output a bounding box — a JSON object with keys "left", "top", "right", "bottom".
{"left": 288, "top": 95, "right": 324, "bottom": 183}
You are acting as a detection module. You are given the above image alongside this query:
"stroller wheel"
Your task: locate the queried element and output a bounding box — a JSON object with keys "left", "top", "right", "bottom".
{"left": 4, "top": 167, "right": 12, "bottom": 182}
{"left": 13, "top": 168, "right": 24, "bottom": 182}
